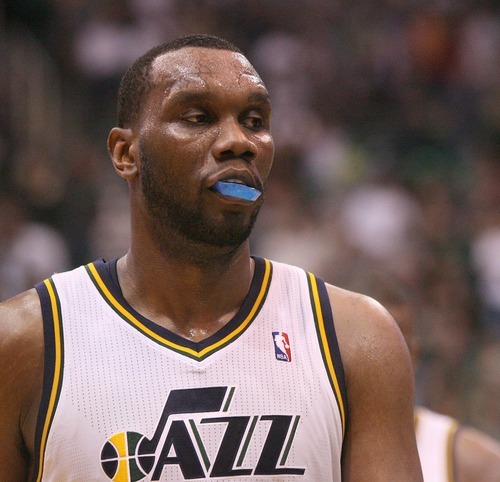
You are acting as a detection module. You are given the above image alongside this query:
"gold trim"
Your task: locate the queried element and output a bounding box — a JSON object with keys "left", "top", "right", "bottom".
{"left": 309, "top": 273, "right": 346, "bottom": 435}
{"left": 35, "top": 280, "right": 63, "bottom": 482}
{"left": 87, "top": 260, "right": 271, "bottom": 359}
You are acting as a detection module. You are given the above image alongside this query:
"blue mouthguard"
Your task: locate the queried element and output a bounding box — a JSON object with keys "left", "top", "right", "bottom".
{"left": 212, "top": 181, "right": 261, "bottom": 201}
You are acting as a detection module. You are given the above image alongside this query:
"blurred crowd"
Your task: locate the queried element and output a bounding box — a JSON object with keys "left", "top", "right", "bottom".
{"left": 1, "top": 0, "right": 498, "bottom": 437}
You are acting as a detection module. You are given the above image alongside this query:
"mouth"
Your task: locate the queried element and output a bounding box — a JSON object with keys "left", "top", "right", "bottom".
{"left": 210, "top": 180, "right": 262, "bottom": 202}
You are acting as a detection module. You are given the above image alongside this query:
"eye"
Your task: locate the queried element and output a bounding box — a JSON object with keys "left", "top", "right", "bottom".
{"left": 242, "top": 112, "right": 266, "bottom": 130}
{"left": 180, "top": 109, "right": 211, "bottom": 124}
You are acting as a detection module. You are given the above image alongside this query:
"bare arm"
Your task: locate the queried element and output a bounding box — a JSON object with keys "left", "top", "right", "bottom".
{"left": 455, "top": 425, "right": 500, "bottom": 482}
{"left": 329, "top": 286, "right": 423, "bottom": 481}
{"left": 0, "top": 290, "right": 44, "bottom": 481}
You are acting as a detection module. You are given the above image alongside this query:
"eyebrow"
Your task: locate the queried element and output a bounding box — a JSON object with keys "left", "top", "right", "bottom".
{"left": 248, "top": 92, "right": 271, "bottom": 106}
{"left": 165, "top": 90, "right": 271, "bottom": 107}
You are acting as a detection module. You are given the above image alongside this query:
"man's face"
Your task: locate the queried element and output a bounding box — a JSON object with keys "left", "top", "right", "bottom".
{"left": 135, "top": 47, "right": 274, "bottom": 249}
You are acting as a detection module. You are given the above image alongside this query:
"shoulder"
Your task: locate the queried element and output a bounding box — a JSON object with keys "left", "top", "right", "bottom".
{"left": 0, "top": 288, "right": 44, "bottom": 352}
{"left": 325, "top": 283, "right": 411, "bottom": 378}
{"left": 455, "top": 425, "right": 500, "bottom": 482}
{"left": 324, "top": 283, "right": 422, "bottom": 479}
{"left": 0, "top": 289, "right": 44, "bottom": 475}
{"left": 0, "top": 288, "right": 44, "bottom": 403}
{"left": 0, "top": 290, "right": 44, "bottom": 435}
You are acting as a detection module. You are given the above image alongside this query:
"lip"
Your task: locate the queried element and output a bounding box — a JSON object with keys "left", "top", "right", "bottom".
{"left": 207, "top": 167, "right": 262, "bottom": 204}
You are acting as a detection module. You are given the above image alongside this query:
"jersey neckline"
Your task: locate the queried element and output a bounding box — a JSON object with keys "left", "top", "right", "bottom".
{"left": 85, "top": 256, "right": 273, "bottom": 361}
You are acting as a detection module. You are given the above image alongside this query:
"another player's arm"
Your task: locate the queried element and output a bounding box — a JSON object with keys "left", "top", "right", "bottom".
{"left": 0, "top": 290, "right": 44, "bottom": 481}
{"left": 330, "top": 286, "right": 423, "bottom": 481}
{"left": 455, "top": 425, "right": 500, "bottom": 482}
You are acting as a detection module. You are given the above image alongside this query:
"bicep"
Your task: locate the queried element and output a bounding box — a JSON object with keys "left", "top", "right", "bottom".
{"left": 0, "top": 330, "right": 31, "bottom": 480}
{"left": 0, "top": 292, "right": 43, "bottom": 481}
{"left": 0, "top": 420, "right": 29, "bottom": 481}
{"left": 334, "top": 294, "right": 422, "bottom": 481}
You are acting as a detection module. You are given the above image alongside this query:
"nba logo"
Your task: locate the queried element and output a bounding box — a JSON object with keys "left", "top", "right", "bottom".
{"left": 272, "top": 332, "right": 292, "bottom": 362}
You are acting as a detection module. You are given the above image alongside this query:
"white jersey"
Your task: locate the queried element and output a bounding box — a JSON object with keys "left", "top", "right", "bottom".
{"left": 415, "top": 407, "right": 459, "bottom": 482}
{"left": 33, "top": 257, "right": 347, "bottom": 482}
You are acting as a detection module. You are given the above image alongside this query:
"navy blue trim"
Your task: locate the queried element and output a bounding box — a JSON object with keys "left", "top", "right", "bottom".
{"left": 314, "top": 276, "right": 349, "bottom": 428}
{"left": 32, "top": 279, "right": 61, "bottom": 481}
{"left": 92, "top": 256, "right": 269, "bottom": 353}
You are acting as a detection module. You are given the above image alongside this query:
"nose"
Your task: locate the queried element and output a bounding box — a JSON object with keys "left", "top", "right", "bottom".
{"left": 212, "top": 117, "right": 257, "bottom": 163}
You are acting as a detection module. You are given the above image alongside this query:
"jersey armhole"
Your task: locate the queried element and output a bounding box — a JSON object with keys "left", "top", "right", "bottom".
{"left": 32, "top": 279, "right": 64, "bottom": 482}
{"left": 307, "top": 272, "right": 349, "bottom": 438}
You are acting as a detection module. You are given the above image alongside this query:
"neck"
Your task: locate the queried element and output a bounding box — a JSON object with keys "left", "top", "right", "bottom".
{"left": 116, "top": 239, "right": 254, "bottom": 341}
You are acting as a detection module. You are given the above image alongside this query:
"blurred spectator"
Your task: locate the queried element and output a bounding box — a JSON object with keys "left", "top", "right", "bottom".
{"left": 471, "top": 227, "right": 500, "bottom": 335}
{"left": 0, "top": 192, "right": 70, "bottom": 301}
{"left": 71, "top": 0, "right": 178, "bottom": 138}
{"left": 338, "top": 179, "right": 426, "bottom": 284}
{"left": 468, "top": 155, "right": 500, "bottom": 337}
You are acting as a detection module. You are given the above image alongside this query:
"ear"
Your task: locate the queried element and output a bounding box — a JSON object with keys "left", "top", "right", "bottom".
{"left": 108, "top": 127, "right": 139, "bottom": 180}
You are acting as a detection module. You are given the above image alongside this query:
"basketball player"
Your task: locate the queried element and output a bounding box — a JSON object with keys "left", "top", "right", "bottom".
{"left": 341, "top": 268, "right": 500, "bottom": 482}
{"left": 0, "top": 34, "right": 423, "bottom": 481}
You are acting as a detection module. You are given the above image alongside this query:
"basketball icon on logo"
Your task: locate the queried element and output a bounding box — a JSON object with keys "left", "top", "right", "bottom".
{"left": 101, "top": 431, "right": 154, "bottom": 482}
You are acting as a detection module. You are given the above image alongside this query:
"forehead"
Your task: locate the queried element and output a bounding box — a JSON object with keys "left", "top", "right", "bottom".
{"left": 149, "top": 47, "right": 267, "bottom": 99}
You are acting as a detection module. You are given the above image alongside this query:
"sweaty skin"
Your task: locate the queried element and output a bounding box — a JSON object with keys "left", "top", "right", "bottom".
{"left": 0, "top": 45, "right": 423, "bottom": 481}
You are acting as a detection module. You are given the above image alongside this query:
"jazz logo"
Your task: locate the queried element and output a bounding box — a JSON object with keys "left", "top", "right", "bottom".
{"left": 100, "top": 386, "right": 305, "bottom": 481}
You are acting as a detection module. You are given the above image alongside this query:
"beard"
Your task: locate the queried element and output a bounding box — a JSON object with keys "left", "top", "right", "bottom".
{"left": 139, "top": 141, "right": 262, "bottom": 249}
